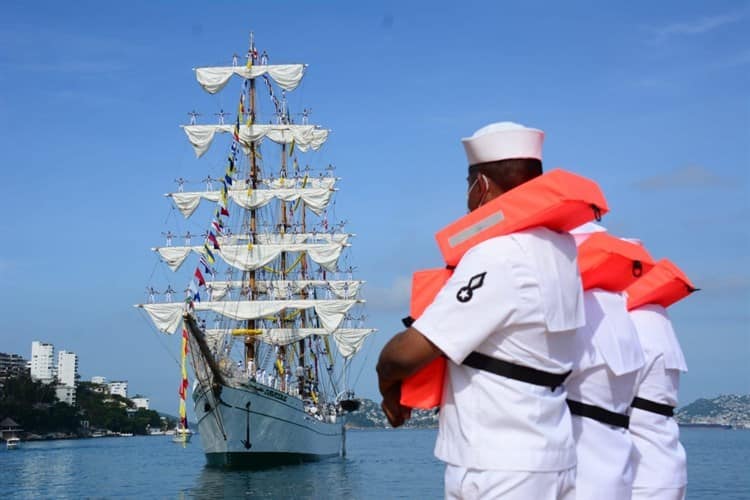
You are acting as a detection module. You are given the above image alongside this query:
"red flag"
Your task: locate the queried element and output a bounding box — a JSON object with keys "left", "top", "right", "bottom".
{"left": 220, "top": 206, "right": 230, "bottom": 217}
{"left": 208, "top": 232, "right": 220, "bottom": 250}
{"left": 194, "top": 268, "right": 206, "bottom": 287}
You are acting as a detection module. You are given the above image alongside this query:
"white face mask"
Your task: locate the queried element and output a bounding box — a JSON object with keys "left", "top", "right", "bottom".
{"left": 467, "top": 176, "right": 480, "bottom": 197}
{"left": 467, "top": 174, "right": 488, "bottom": 210}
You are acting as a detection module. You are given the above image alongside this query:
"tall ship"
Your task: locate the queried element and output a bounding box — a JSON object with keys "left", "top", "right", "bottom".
{"left": 136, "top": 33, "right": 375, "bottom": 467}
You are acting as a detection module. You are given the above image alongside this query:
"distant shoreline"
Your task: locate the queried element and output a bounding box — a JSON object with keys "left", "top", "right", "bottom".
{"left": 679, "top": 423, "right": 734, "bottom": 429}
{"left": 9, "top": 433, "right": 171, "bottom": 443}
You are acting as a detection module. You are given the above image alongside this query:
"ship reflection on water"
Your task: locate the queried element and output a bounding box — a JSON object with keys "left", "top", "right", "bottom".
{"left": 191, "top": 457, "right": 354, "bottom": 498}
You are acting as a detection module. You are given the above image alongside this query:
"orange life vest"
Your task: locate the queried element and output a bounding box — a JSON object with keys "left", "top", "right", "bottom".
{"left": 626, "top": 259, "right": 697, "bottom": 311}
{"left": 400, "top": 169, "right": 609, "bottom": 409}
{"left": 577, "top": 233, "right": 656, "bottom": 292}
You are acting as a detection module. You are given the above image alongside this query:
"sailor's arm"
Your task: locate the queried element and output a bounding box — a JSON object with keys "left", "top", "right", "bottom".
{"left": 376, "top": 327, "right": 441, "bottom": 427}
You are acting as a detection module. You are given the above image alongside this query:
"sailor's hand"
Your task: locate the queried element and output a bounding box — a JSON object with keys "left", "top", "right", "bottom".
{"left": 381, "top": 400, "right": 412, "bottom": 428}
{"left": 380, "top": 384, "right": 412, "bottom": 428}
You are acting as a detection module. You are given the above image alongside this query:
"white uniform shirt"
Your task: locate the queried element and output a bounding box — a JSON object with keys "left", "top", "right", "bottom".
{"left": 413, "top": 227, "right": 585, "bottom": 472}
{"left": 629, "top": 304, "right": 688, "bottom": 489}
{"left": 566, "top": 289, "right": 645, "bottom": 499}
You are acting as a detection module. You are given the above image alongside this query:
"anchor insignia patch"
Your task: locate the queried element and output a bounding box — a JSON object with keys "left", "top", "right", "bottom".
{"left": 456, "top": 272, "right": 486, "bottom": 303}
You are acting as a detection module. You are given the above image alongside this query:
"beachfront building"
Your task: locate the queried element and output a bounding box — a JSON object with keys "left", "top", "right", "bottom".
{"left": 30, "top": 341, "right": 56, "bottom": 384}
{"left": 0, "top": 352, "right": 28, "bottom": 380}
{"left": 91, "top": 376, "right": 106, "bottom": 384}
{"left": 131, "top": 397, "right": 150, "bottom": 410}
{"left": 0, "top": 417, "right": 22, "bottom": 440}
{"left": 57, "top": 351, "right": 78, "bottom": 387}
{"left": 108, "top": 381, "right": 128, "bottom": 398}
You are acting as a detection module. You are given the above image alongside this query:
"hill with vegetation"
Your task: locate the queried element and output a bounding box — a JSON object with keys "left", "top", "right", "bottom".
{"left": 0, "top": 375, "right": 170, "bottom": 438}
{"left": 675, "top": 394, "right": 750, "bottom": 428}
{"left": 345, "top": 398, "right": 438, "bottom": 429}
{"left": 347, "top": 394, "right": 750, "bottom": 430}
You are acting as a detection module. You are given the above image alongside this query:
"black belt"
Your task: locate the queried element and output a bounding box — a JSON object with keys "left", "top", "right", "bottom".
{"left": 631, "top": 396, "right": 675, "bottom": 417}
{"left": 566, "top": 399, "right": 630, "bottom": 429}
{"left": 462, "top": 351, "right": 570, "bottom": 390}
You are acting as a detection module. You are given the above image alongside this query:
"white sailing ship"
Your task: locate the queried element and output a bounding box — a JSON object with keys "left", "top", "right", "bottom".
{"left": 137, "top": 33, "right": 374, "bottom": 467}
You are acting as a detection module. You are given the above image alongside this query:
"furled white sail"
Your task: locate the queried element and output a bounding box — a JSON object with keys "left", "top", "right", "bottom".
{"left": 157, "top": 247, "right": 193, "bottom": 272}
{"left": 154, "top": 241, "right": 347, "bottom": 273}
{"left": 207, "top": 280, "right": 363, "bottom": 300}
{"left": 218, "top": 243, "right": 344, "bottom": 273}
{"left": 253, "top": 233, "right": 349, "bottom": 245}
{"left": 195, "top": 65, "right": 306, "bottom": 94}
{"left": 204, "top": 327, "right": 375, "bottom": 357}
{"left": 139, "top": 303, "right": 186, "bottom": 333}
{"left": 193, "top": 299, "right": 360, "bottom": 333}
{"left": 168, "top": 185, "right": 334, "bottom": 218}
{"left": 170, "top": 191, "right": 220, "bottom": 218}
{"left": 183, "top": 124, "right": 329, "bottom": 158}
{"left": 260, "top": 177, "right": 336, "bottom": 190}
{"left": 168, "top": 179, "right": 336, "bottom": 218}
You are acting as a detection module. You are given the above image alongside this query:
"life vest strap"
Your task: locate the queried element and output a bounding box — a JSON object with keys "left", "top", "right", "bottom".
{"left": 462, "top": 351, "right": 570, "bottom": 390}
{"left": 631, "top": 396, "right": 675, "bottom": 417}
{"left": 566, "top": 399, "right": 630, "bottom": 429}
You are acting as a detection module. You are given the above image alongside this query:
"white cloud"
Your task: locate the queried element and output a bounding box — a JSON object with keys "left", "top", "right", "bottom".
{"left": 650, "top": 9, "right": 747, "bottom": 41}
{"left": 634, "top": 165, "right": 735, "bottom": 191}
{"left": 365, "top": 275, "right": 412, "bottom": 314}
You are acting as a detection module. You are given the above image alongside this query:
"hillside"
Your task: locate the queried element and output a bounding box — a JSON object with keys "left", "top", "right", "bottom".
{"left": 675, "top": 394, "right": 750, "bottom": 428}
{"left": 346, "top": 394, "right": 750, "bottom": 430}
{"left": 345, "top": 398, "right": 437, "bottom": 429}
{"left": 0, "top": 375, "right": 166, "bottom": 438}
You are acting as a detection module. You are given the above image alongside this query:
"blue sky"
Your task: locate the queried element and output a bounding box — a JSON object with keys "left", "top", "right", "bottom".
{"left": 0, "top": 1, "right": 747, "bottom": 415}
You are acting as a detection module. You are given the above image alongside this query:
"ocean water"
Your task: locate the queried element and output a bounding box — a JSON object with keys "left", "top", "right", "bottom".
{"left": 0, "top": 428, "right": 747, "bottom": 499}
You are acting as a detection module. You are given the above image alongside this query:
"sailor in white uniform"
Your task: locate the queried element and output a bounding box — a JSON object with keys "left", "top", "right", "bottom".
{"left": 566, "top": 225, "right": 646, "bottom": 500}
{"left": 629, "top": 303, "right": 688, "bottom": 499}
{"left": 377, "top": 122, "right": 585, "bottom": 499}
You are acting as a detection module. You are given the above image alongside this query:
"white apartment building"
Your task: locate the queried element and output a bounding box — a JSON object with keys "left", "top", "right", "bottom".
{"left": 30, "top": 341, "right": 56, "bottom": 384}
{"left": 57, "top": 351, "right": 78, "bottom": 387}
{"left": 55, "top": 384, "right": 76, "bottom": 406}
{"left": 131, "top": 397, "right": 150, "bottom": 410}
{"left": 91, "top": 376, "right": 107, "bottom": 385}
{"left": 108, "top": 381, "right": 128, "bottom": 398}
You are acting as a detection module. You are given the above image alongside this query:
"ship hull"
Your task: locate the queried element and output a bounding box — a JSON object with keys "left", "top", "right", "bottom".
{"left": 193, "top": 381, "right": 343, "bottom": 468}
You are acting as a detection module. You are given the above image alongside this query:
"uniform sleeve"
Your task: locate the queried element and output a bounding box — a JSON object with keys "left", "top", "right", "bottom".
{"left": 412, "top": 242, "right": 520, "bottom": 364}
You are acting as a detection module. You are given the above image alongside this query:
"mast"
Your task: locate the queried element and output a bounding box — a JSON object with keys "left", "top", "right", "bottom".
{"left": 298, "top": 187, "right": 308, "bottom": 397}
{"left": 278, "top": 128, "right": 289, "bottom": 392}
{"left": 245, "top": 31, "right": 258, "bottom": 374}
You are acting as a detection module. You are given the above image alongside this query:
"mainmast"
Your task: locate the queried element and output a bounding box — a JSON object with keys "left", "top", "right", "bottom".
{"left": 245, "top": 31, "right": 258, "bottom": 375}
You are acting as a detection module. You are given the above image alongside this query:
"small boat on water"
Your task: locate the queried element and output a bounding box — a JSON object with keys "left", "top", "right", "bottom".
{"left": 6, "top": 437, "right": 21, "bottom": 450}
{"left": 172, "top": 426, "right": 193, "bottom": 444}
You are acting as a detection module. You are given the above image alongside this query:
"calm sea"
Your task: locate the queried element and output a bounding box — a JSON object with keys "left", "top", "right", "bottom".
{"left": 0, "top": 428, "right": 747, "bottom": 499}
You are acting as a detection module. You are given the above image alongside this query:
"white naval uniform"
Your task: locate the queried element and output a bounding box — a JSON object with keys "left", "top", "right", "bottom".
{"left": 566, "top": 289, "right": 645, "bottom": 500}
{"left": 413, "top": 227, "right": 585, "bottom": 500}
{"left": 629, "top": 305, "right": 688, "bottom": 500}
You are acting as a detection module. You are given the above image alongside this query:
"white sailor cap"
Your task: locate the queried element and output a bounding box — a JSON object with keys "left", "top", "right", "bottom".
{"left": 570, "top": 222, "right": 607, "bottom": 247}
{"left": 462, "top": 121, "right": 545, "bottom": 166}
